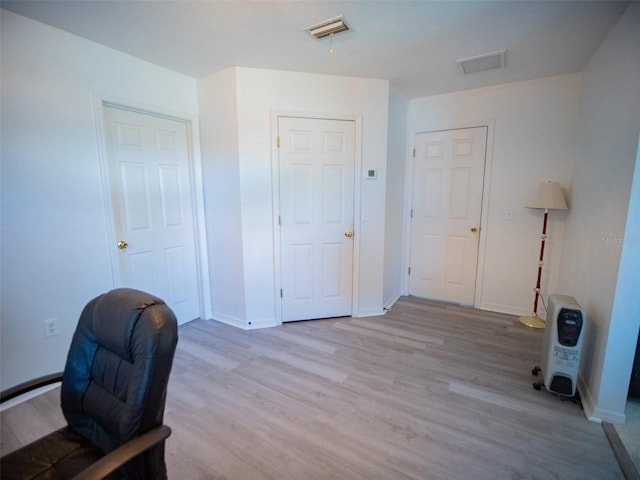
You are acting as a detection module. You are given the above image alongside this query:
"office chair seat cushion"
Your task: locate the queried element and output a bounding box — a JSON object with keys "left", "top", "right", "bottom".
{"left": 0, "top": 427, "right": 118, "bottom": 480}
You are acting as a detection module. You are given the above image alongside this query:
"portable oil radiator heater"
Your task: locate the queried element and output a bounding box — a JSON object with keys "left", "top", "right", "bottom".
{"left": 532, "top": 294, "right": 585, "bottom": 397}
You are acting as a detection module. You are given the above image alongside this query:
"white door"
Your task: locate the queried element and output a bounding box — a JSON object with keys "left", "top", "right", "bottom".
{"left": 103, "top": 105, "right": 200, "bottom": 325}
{"left": 409, "top": 127, "right": 487, "bottom": 305}
{"left": 278, "top": 116, "right": 356, "bottom": 322}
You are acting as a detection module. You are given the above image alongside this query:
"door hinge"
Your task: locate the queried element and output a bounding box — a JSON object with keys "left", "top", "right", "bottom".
{"left": 412, "top": 148, "right": 416, "bottom": 158}
{"left": 408, "top": 267, "right": 411, "bottom": 275}
{"left": 280, "top": 289, "right": 283, "bottom": 298}
{"left": 276, "top": 136, "right": 280, "bottom": 148}
{"left": 410, "top": 209, "right": 413, "bottom": 218}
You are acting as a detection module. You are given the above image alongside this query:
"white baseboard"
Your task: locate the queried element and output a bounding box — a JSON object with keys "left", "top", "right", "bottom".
{"left": 585, "top": 402, "right": 627, "bottom": 424}
{"left": 383, "top": 292, "right": 402, "bottom": 311}
{"left": 210, "top": 311, "right": 277, "bottom": 330}
{"left": 245, "top": 318, "right": 279, "bottom": 329}
{"left": 578, "top": 375, "right": 599, "bottom": 422}
{"left": 478, "top": 301, "right": 537, "bottom": 318}
{"left": 578, "top": 374, "right": 626, "bottom": 424}
{"left": 355, "top": 307, "right": 386, "bottom": 318}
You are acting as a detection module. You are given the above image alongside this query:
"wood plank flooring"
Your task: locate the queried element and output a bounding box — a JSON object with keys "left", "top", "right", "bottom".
{"left": 1, "top": 296, "right": 623, "bottom": 479}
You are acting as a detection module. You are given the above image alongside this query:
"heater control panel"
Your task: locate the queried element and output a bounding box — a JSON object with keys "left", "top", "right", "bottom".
{"left": 557, "top": 308, "right": 583, "bottom": 347}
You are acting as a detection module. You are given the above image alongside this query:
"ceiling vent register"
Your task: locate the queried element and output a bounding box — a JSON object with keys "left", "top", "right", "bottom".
{"left": 304, "top": 15, "right": 350, "bottom": 39}
{"left": 456, "top": 50, "right": 506, "bottom": 74}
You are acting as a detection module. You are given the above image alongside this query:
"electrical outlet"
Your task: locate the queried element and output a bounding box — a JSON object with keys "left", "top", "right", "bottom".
{"left": 504, "top": 208, "right": 515, "bottom": 220}
{"left": 43, "top": 318, "right": 59, "bottom": 338}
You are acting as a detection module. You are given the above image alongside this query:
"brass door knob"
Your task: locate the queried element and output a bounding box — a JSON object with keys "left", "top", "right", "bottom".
{"left": 344, "top": 231, "right": 353, "bottom": 238}
{"left": 117, "top": 240, "right": 129, "bottom": 249}
{"left": 470, "top": 227, "right": 479, "bottom": 233}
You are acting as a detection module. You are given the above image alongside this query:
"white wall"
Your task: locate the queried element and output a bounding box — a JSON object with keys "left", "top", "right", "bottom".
{"left": 407, "top": 74, "right": 580, "bottom": 316}
{"left": 198, "top": 67, "right": 390, "bottom": 328}
{"left": 383, "top": 85, "right": 409, "bottom": 308}
{"left": 558, "top": 2, "right": 640, "bottom": 422}
{"left": 0, "top": 10, "right": 200, "bottom": 389}
{"left": 197, "top": 69, "right": 247, "bottom": 327}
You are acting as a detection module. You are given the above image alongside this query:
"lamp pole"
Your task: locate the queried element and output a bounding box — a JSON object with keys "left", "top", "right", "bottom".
{"left": 532, "top": 208, "right": 549, "bottom": 317}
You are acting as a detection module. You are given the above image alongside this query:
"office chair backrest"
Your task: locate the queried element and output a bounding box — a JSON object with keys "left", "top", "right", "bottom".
{"left": 60, "top": 288, "right": 178, "bottom": 477}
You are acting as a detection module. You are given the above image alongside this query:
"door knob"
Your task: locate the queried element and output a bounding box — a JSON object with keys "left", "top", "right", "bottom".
{"left": 117, "top": 240, "right": 129, "bottom": 249}
{"left": 344, "top": 231, "right": 353, "bottom": 238}
{"left": 470, "top": 226, "right": 479, "bottom": 233}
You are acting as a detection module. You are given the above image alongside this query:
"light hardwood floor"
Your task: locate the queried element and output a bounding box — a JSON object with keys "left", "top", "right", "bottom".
{"left": 1, "top": 296, "right": 623, "bottom": 479}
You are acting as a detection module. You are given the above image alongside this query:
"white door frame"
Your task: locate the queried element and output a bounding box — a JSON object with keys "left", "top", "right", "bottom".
{"left": 402, "top": 120, "right": 495, "bottom": 309}
{"left": 270, "top": 110, "right": 363, "bottom": 325}
{"left": 92, "top": 92, "right": 211, "bottom": 321}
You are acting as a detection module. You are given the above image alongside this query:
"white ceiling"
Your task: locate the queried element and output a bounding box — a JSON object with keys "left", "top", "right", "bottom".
{"left": 1, "top": 0, "right": 631, "bottom": 99}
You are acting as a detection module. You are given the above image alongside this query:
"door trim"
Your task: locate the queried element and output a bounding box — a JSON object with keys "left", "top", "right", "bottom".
{"left": 91, "top": 91, "right": 211, "bottom": 321}
{"left": 270, "top": 110, "right": 363, "bottom": 325}
{"left": 402, "top": 120, "right": 495, "bottom": 309}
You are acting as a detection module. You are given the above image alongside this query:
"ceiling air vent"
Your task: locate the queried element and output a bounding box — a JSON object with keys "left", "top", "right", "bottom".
{"left": 304, "top": 15, "right": 350, "bottom": 39}
{"left": 456, "top": 50, "right": 506, "bottom": 74}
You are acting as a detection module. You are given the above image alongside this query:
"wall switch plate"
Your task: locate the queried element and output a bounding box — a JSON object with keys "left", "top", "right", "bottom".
{"left": 43, "top": 318, "right": 59, "bottom": 338}
{"left": 504, "top": 208, "right": 514, "bottom": 220}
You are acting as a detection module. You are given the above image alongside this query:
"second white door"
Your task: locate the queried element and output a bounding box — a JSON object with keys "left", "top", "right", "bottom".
{"left": 278, "top": 116, "right": 356, "bottom": 322}
{"left": 409, "top": 127, "right": 487, "bottom": 305}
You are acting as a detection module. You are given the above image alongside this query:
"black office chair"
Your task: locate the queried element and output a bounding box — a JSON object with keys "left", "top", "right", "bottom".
{"left": 1, "top": 288, "right": 178, "bottom": 480}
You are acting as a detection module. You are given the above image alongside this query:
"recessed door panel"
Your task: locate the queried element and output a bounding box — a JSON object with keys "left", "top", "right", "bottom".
{"left": 159, "top": 165, "right": 183, "bottom": 228}
{"left": 322, "top": 242, "right": 343, "bottom": 298}
{"left": 291, "top": 130, "right": 312, "bottom": 152}
{"left": 293, "top": 165, "right": 312, "bottom": 224}
{"left": 324, "top": 132, "right": 345, "bottom": 153}
{"left": 323, "top": 165, "right": 344, "bottom": 224}
{"left": 449, "top": 168, "right": 471, "bottom": 219}
{"left": 155, "top": 129, "right": 177, "bottom": 153}
{"left": 120, "top": 162, "right": 151, "bottom": 232}
{"left": 116, "top": 122, "right": 143, "bottom": 149}
{"left": 422, "top": 169, "right": 442, "bottom": 218}
{"left": 418, "top": 234, "right": 438, "bottom": 281}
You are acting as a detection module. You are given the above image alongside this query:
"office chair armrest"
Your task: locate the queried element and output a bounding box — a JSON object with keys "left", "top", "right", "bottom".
{"left": 70, "top": 425, "right": 172, "bottom": 480}
{"left": 0, "top": 372, "right": 64, "bottom": 403}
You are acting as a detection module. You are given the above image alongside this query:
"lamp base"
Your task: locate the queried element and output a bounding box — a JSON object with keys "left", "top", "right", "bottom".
{"left": 518, "top": 313, "right": 546, "bottom": 329}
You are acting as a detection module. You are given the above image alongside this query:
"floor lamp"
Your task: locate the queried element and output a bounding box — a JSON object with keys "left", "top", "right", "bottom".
{"left": 519, "top": 181, "right": 568, "bottom": 329}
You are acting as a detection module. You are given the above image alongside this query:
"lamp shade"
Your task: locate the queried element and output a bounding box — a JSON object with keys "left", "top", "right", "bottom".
{"left": 526, "top": 181, "right": 568, "bottom": 210}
